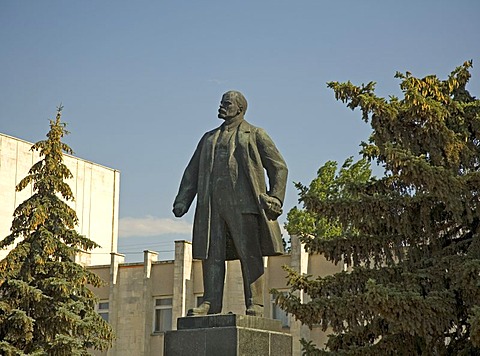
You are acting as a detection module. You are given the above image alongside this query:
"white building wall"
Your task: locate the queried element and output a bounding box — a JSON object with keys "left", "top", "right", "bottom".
{"left": 0, "top": 133, "right": 119, "bottom": 265}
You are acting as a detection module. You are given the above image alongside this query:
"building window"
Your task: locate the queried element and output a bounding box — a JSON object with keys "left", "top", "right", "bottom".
{"left": 96, "top": 301, "right": 109, "bottom": 322}
{"left": 271, "top": 293, "right": 290, "bottom": 328}
{"left": 154, "top": 297, "right": 173, "bottom": 333}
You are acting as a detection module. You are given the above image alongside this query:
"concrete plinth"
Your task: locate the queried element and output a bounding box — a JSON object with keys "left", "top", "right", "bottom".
{"left": 164, "top": 314, "right": 292, "bottom": 356}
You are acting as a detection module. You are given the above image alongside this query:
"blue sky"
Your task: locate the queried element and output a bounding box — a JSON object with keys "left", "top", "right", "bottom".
{"left": 1, "top": 1, "right": 479, "bottom": 262}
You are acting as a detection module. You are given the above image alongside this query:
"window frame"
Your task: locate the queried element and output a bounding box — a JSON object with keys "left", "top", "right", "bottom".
{"left": 96, "top": 300, "right": 110, "bottom": 323}
{"left": 271, "top": 292, "right": 290, "bottom": 328}
{"left": 195, "top": 295, "right": 204, "bottom": 307}
{"left": 153, "top": 296, "right": 173, "bottom": 333}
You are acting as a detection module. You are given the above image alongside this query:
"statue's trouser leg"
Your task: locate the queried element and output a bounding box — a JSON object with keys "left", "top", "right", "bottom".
{"left": 248, "top": 273, "right": 265, "bottom": 308}
{"left": 226, "top": 213, "right": 265, "bottom": 309}
{"left": 202, "top": 208, "right": 227, "bottom": 314}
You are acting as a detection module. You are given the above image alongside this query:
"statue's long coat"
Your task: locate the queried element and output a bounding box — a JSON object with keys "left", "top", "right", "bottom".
{"left": 174, "top": 120, "right": 288, "bottom": 260}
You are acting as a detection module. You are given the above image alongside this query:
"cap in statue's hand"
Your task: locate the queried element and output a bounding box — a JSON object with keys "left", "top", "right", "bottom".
{"left": 259, "top": 193, "right": 283, "bottom": 221}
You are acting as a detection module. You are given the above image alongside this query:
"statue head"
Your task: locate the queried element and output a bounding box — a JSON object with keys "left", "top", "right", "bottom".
{"left": 218, "top": 90, "right": 248, "bottom": 120}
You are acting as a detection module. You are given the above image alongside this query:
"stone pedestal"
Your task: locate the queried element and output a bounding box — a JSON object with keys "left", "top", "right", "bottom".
{"left": 164, "top": 314, "right": 292, "bottom": 356}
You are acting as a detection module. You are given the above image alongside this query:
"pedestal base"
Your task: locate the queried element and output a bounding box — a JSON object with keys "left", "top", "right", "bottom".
{"left": 164, "top": 314, "right": 292, "bottom": 356}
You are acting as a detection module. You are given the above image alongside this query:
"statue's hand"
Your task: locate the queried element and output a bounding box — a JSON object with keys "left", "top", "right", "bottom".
{"left": 173, "top": 203, "right": 188, "bottom": 217}
{"left": 259, "top": 193, "right": 283, "bottom": 221}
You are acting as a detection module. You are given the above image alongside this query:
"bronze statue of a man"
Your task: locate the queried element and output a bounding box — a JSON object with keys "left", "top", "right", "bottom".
{"left": 173, "top": 90, "right": 288, "bottom": 317}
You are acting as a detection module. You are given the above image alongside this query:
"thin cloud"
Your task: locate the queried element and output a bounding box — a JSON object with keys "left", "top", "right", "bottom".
{"left": 207, "top": 79, "right": 227, "bottom": 85}
{"left": 119, "top": 216, "right": 192, "bottom": 238}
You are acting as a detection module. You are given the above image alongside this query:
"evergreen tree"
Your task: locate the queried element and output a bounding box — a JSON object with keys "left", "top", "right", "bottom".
{"left": 0, "top": 107, "right": 114, "bottom": 355}
{"left": 274, "top": 62, "right": 480, "bottom": 355}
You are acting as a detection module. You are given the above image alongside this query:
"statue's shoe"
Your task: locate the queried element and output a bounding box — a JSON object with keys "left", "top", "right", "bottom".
{"left": 187, "top": 302, "right": 210, "bottom": 316}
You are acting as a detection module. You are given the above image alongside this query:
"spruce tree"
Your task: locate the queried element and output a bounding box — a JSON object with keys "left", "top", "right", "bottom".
{"left": 0, "top": 107, "right": 114, "bottom": 355}
{"left": 275, "top": 62, "right": 480, "bottom": 355}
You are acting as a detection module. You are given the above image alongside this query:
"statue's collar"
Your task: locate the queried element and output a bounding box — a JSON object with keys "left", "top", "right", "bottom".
{"left": 221, "top": 116, "right": 244, "bottom": 132}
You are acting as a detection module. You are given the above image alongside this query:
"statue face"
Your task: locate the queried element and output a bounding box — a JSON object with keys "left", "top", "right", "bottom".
{"left": 218, "top": 93, "right": 241, "bottom": 120}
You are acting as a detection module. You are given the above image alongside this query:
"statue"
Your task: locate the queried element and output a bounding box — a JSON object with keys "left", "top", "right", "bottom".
{"left": 173, "top": 90, "right": 288, "bottom": 317}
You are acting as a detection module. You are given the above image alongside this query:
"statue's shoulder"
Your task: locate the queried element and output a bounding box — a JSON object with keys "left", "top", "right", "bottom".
{"left": 242, "top": 120, "right": 271, "bottom": 138}
{"left": 240, "top": 120, "right": 260, "bottom": 133}
{"left": 200, "top": 126, "right": 221, "bottom": 140}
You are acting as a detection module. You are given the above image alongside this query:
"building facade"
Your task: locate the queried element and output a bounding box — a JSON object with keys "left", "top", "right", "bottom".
{"left": 89, "top": 237, "right": 342, "bottom": 356}
{"left": 0, "top": 133, "right": 120, "bottom": 265}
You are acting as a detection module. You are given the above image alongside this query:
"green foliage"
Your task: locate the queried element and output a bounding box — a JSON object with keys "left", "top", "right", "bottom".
{"left": 275, "top": 61, "right": 480, "bottom": 354}
{"left": 0, "top": 107, "right": 114, "bottom": 355}
{"left": 286, "top": 158, "right": 372, "bottom": 264}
